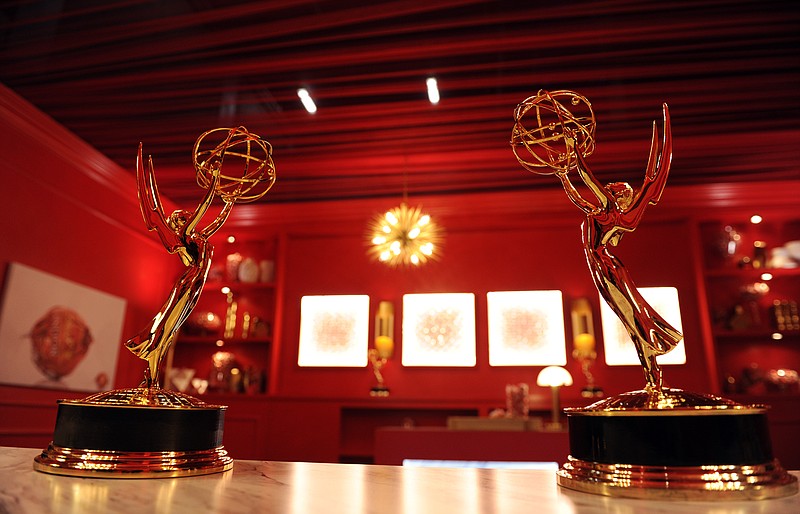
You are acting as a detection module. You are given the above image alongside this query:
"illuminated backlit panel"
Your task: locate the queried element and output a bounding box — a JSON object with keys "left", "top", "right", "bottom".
{"left": 487, "top": 290, "right": 567, "bottom": 366}
{"left": 298, "top": 295, "right": 370, "bottom": 367}
{"left": 402, "top": 293, "right": 476, "bottom": 367}
{"left": 601, "top": 287, "right": 687, "bottom": 366}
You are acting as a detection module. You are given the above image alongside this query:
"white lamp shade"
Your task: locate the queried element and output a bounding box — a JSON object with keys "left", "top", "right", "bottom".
{"left": 536, "top": 365, "right": 573, "bottom": 387}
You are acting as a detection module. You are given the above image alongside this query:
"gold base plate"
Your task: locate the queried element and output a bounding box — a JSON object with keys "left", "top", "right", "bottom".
{"left": 33, "top": 443, "right": 233, "bottom": 479}
{"left": 557, "top": 457, "right": 798, "bottom": 500}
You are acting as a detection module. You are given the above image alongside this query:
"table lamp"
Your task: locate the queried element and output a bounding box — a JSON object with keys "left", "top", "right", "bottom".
{"left": 537, "top": 365, "right": 573, "bottom": 429}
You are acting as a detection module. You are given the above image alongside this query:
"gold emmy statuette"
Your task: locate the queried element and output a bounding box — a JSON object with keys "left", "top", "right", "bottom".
{"left": 512, "top": 90, "right": 797, "bottom": 500}
{"left": 34, "top": 127, "right": 276, "bottom": 478}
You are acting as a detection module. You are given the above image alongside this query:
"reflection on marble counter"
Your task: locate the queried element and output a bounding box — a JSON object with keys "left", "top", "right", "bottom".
{"left": 2, "top": 447, "right": 799, "bottom": 513}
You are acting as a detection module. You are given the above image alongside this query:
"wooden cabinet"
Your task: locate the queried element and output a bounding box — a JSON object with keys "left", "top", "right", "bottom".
{"left": 373, "top": 427, "right": 570, "bottom": 466}
{"left": 166, "top": 237, "right": 280, "bottom": 397}
{"left": 192, "top": 395, "right": 576, "bottom": 463}
{"left": 699, "top": 217, "right": 800, "bottom": 394}
{"left": 338, "top": 404, "right": 481, "bottom": 463}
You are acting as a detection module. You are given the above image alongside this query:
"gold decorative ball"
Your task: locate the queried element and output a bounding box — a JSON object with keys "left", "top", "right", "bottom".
{"left": 193, "top": 126, "right": 276, "bottom": 203}
{"left": 511, "top": 89, "right": 596, "bottom": 175}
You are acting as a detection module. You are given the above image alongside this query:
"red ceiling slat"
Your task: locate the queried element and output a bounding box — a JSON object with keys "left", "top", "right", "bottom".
{"left": 1, "top": 0, "right": 798, "bottom": 205}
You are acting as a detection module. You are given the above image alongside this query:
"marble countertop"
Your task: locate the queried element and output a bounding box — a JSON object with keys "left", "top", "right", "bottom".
{"left": 2, "top": 447, "right": 798, "bottom": 513}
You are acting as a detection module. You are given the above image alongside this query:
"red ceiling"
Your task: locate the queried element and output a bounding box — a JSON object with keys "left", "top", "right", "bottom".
{"left": 2, "top": 0, "right": 798, "bottom": 206}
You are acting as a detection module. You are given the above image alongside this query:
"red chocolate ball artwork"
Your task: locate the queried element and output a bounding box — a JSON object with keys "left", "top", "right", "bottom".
{"left": 29, "top": 306, "right": 93, "bottom": 380}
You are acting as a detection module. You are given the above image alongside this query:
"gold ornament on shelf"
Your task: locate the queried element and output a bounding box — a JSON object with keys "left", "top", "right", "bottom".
{"left": 367, "top": 203, "right": 441, "bottom": 266}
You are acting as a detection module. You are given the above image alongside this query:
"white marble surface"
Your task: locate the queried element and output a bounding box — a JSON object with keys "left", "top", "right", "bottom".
{"left": 2, "top": 447, "right": 798, "bottom": 513}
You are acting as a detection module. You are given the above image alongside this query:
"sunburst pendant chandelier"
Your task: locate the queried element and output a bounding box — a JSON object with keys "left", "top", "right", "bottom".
{"left": 367, "top": 203, "right": 442, "bottom": 266}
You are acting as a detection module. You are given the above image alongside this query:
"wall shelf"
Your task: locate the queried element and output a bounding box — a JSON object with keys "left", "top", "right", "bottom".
{"left": 713, "top": 330, "right": 800, "bottom": 341}
{"left": 204, "top": 280, "right": 276, "bottom": 291}
{"left": 165, "top": 237, "right": 280, "bottom": 397}
{"left": 704, "top": 267, "right": 800, "bottom": 279}
{"left": 178, "top": 336, "right": 272, "bottom": 345}
{"left": 699, "top": 217, "right": 800, "bottom": 395}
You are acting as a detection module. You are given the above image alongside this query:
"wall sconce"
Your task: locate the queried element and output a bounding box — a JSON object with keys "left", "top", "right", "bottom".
{"left": 536, "top": 365, "right": 573, "bottom": 430}
{"left": 369, "top": 301, "right": 394, "bottom": 397}
{"left": 571, "top": 298, "right": 603, "bottom": 398}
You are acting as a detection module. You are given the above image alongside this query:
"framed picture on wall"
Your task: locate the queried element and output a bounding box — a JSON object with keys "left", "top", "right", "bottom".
{"left": 487, "top": 290, "right": 567, "bottom": 366}
{"left": 0, "top": 262, "right": 126, "bottom": 391}
{"left": 402, "top": 293, "right": 476, "bottom": 367}
{"left": 297, "top": 294, "right": 370, "bottom": 367}
{"left": 601, "top": 286, "right": 687, "bottom": 366}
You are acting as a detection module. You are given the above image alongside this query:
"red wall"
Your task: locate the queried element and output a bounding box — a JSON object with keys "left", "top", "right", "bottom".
{"left": 0, "top": 84, "right": 177, "bottom": 440}
{"left": 3, "top": 83, "right": 797, "bottom": 466}
{"left": 275, "top": 215, "right": 713, "bottom": 402}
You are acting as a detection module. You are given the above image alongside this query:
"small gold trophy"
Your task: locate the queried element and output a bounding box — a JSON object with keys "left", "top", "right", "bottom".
{"left": 571, "top": 298, "right": 602, "bottom": 398}
{"left": 369, "top": 301, "right": 394, "bottom": 397}
{"left": 512, "top": 90, "right": 797, "bottom": 500}
{"left": 34, "top": 127, "right": 276, "bottom": 478}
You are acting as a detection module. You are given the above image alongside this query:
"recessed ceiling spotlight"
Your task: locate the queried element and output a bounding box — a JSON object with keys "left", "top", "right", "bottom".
{"left": 426, "top": 77, "right": 440, "bottom": 104}
{"left": 297, "top": 88, "right": 317, "bottom": 113}
{"left": 750, "top": 214, "right": 763, "bottom": 224}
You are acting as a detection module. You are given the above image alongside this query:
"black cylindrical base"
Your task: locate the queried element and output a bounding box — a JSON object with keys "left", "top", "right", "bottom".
{"left": 567, "top": 410, "right": 773, "bottom": 467}
{"left": 33, "top": 389, "right": 233, "bottom": 478}
{"left": 52, "top": 401, "right": 225, "bottom": 453}
{"left": 558, "top": 390, "right": 798, "bottom": 499}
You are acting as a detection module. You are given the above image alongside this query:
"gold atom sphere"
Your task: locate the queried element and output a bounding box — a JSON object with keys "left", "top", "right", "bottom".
{"left": 511, "top": 89, "right": 596, "bottom": 175}
{"left": 193, "top": 126, "right": 276, "bottom": 203}
{"left": 368, "top": 203, "right": 442, "bottom": 267}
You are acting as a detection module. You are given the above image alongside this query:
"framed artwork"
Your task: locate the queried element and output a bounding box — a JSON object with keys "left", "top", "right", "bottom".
{"left": 0, "top": 262, "right": 126, "bottom": 391}
{"left": 487, "top": 290, "right": 567, "bottom": 366}
{"left": 297, "top": 295, "right": 370, "bottom": 367}
{"left": 601, "top": 286, "right": 687, "bottom": 366}
{"left": 402, "top": 293, "right": 476, "bottom": 367}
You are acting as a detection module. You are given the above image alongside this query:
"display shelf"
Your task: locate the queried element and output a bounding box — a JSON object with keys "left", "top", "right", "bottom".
{"left": 704, "top": 267, "right": 800, "bottom": 279}
{"left": 190, "top": 391, "right": 271, "bottom": 403}
{"left": 165, "top": 236, "right": 281, "bottom": 397}
{"left": 713, "top": 330, "right": 800, "bottom": 341}
{"left": 699, "top": 217, "right": 800, "bottom": 395}
{"left": 178, "top": 336, "right": 273, "bottom": 345}
{"left": 704, "top": 269, "right": 799, "bottom": 335}
{"left": 203, "top": 280, "right": 276, "bottom": 291}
